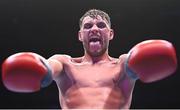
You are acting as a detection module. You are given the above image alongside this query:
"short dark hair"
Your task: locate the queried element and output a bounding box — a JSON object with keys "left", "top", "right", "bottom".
{"left": 79, "top": 9, "right": 111, "bottom": 28}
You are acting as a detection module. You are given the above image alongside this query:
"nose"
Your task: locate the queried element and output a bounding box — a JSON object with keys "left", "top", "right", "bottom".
{"left": 90, "top": 25, "right": 100, "bottom": 36}
{"left": 90, "top": 25, "right": 99, "bottom": 35}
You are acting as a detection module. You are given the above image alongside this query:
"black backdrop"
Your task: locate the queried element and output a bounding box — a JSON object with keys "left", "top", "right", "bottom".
{"left": 0, "top": 0, "right": 180, "bottom": 109}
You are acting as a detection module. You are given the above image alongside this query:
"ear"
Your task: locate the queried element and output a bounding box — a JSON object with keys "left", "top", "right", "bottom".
{"left": 109, "top": 29, "right": 114, "bottom": 40}
{"left": 78, "top": 31, "right": 83, "bottom": 42}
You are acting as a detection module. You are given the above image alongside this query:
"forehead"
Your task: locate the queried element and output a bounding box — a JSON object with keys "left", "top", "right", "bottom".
{"left": 82, "top": 15, "right": 108, "bottom": 24}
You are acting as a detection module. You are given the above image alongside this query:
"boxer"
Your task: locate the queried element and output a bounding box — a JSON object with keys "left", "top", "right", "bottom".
{"left": 2, "top": 9, "right": 177, "bottom": 109}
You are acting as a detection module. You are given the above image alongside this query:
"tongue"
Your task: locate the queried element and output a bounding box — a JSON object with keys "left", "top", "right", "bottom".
{"left": 89, "top": 41, "right": 101, "bottom": 51}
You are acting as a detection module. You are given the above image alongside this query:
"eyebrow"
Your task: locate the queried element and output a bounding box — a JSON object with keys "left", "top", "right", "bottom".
{"left": 83, "top": 20, "right": 106, "bottom": 24}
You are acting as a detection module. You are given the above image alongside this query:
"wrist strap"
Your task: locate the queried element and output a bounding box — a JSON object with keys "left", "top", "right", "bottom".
{"left": 40, "top": 59, "right": 53, "bottom": 88}
{"left": 125, "top": 53, "right": 139, "bottom": 80}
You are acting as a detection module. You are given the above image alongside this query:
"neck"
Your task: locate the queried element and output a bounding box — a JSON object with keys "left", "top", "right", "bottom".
{"left": 83, "top": 51, "right": 111, "bottom": 64}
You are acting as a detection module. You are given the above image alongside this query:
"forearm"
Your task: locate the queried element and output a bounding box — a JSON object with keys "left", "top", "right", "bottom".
{"left": 47, "top": 58, "right": 63, "bottom": 80}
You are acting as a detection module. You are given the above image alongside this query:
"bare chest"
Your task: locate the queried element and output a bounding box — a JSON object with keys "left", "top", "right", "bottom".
{"left": 64, "top": 62, "right": 123, "bottom": 87}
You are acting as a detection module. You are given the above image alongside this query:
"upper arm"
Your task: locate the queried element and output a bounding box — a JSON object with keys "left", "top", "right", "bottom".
{"left": 118, "top": 54, "right": 137, "bottom": 98}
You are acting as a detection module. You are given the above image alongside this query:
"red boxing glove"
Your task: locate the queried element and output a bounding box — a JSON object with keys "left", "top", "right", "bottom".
{"left": 126, "top": 40, "right": 177, "bottom": 83}
{"left": 2, "top": 52, "right": 53, "bottom": 93}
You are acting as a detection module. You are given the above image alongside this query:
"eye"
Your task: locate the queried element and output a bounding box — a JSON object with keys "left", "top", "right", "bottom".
{"left": 97, "top": 22, "right": 107, "bottom": 28}
{"left": 83, "top": 23, "right": 93, "bottom": 29}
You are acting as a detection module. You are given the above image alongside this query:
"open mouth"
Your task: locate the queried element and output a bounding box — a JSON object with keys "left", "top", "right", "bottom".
{"left": 89, "top": 37, "right": 102, "bottom": 43}
{"left": 88, "top": 37, "right": 102, "bottom": 51}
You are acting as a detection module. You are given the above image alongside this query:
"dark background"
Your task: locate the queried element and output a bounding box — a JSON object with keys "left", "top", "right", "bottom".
{"left": 0, "top": 0, "right": 180, "bottom": 109}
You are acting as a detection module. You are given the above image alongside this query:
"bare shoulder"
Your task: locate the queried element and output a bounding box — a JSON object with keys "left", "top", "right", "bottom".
{"left": 47, "top": 54, "right": 72, "bottom": 79}
{"left": 119, "top": 54, "right": 128, "bottom": 60}
{"left": 107, "top": 55, "right": 128, "bottom": 66}
{"left": 71, "top": 57, "right": 84, "bottom": 63}
{"left": 49, "top": 54, "right": 72, "bottom": 63}
{"left": 117, "top": 54, "right": 128, "bottom": 76}
{"left": 118, "top": 54, "right": 128, "bottom": 63}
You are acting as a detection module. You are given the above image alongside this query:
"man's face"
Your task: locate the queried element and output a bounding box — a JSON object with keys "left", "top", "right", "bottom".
{"left": 79, "top": 15, "right": 114, "bottom": 57}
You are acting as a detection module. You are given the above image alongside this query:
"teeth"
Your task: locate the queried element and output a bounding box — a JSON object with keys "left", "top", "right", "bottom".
{"left": 89, "top": 41, "right": 101, "bottom": 46}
